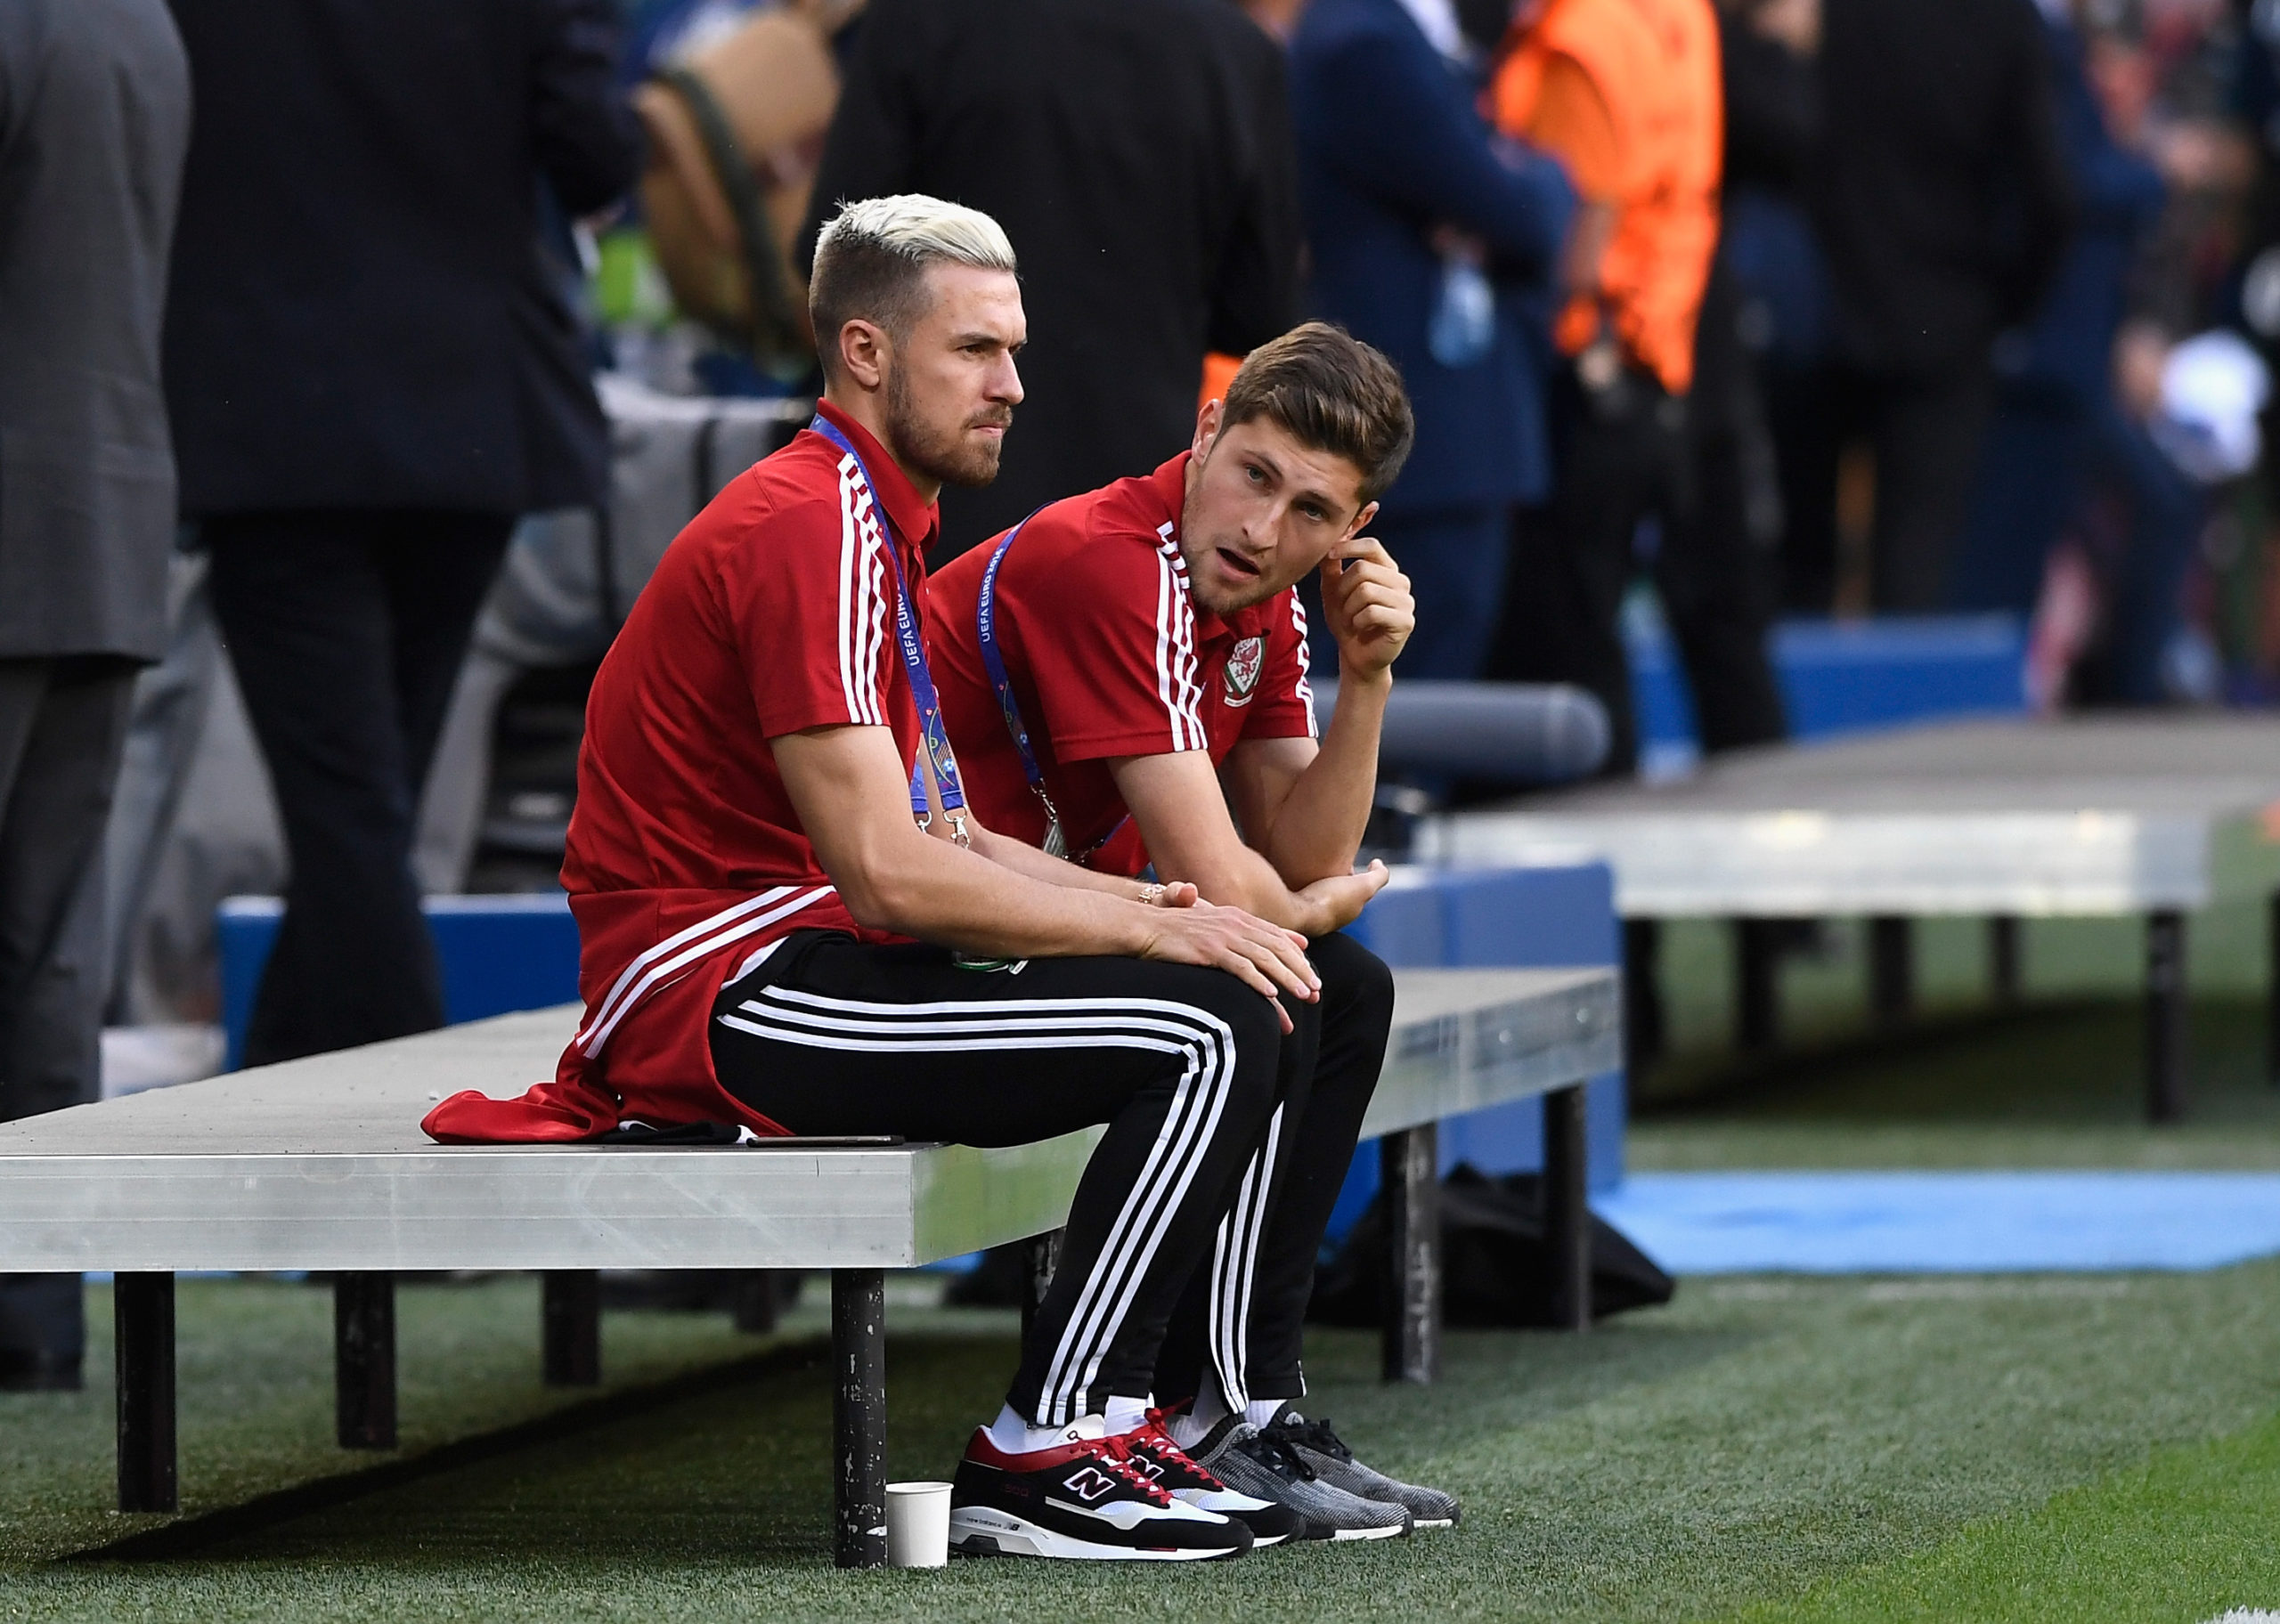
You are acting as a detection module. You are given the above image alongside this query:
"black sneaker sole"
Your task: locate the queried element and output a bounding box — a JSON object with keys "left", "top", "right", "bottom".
{"left": 949, "top": 1508, "right": 1249, "bottom": 1562}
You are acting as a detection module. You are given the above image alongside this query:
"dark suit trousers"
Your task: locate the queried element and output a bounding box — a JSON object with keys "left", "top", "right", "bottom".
{"left": 1491, "top": 365, "right": 1787, "bottom": 775}
{"left": 0, "top": 656, "right": 135, "bottom": 1377}
{"left": 1771, "top": 364, "right": 1995, "bottom": 613}
{"left": 205, "top": 512, "right": 510, "bottom": 1067}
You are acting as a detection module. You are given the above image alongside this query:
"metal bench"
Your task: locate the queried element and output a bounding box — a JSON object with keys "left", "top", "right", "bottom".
{"left": 0, "top": 964, "right": 1617, "bottom": 1567}
{"left": 1423, "top": 713, "right": 2280, "bottom": 1120}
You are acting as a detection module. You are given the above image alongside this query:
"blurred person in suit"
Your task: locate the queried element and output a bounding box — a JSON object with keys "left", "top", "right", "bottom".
{"left": 0, "top": 0, "right": 190, "bottom": 1389}
{"left": 162, "top": 0, "right": 641, "bottom": 1068}
{"left": 1953, "top": 0, "right": 2217, "bottom": 705}
{"left": 799, "top": 0, "right": 1302, "bottom": 560}
{"left": 1781, "top": 0, "right": 2072, "bottom": 613}
{"left": 1291, "top": 0, "right": 1576, "bottom": 680}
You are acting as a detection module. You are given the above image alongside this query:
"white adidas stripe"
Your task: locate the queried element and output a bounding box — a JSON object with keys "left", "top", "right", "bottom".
{"left": 835, "top": 455, "right": 891, "bottom": 727}
{"left": 574, "top": 888, "right": 797, "bottom": 1051}
{"left": 576, "top": 886, "right": 835, "bottom": 1059}
{"left": 720, "top": 982, "right": 1244, "bottom": 1426}
{"left": 1042, "top": 1009, "right": 1236, "bottom": 1424}
{"left": 1208, "top": 1103, "right": 1282, "bottom": 1409}
{"left": 1289, "top": 593, "right": 1317, "bottom": 740}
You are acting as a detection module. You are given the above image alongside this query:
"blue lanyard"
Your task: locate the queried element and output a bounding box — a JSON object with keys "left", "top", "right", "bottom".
{"left": 975, "top": 517, "right": 1064, "bottom": 854}
{"left": 807, "top": 414, "right": 970, "bottom": 847}
{"left": 977, "top": 518, "right": 1130, "bottom": 866}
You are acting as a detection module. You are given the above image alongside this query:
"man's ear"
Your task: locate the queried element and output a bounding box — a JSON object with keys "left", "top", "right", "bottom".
{"left": 1344, "top": 499, "right": 1380, "bottom": 540}
{"left": 1192, "top": 397, "right": 1224, "bottom": 459}
{"left": 839, "top": 319, "right": 891, "bottom": 392}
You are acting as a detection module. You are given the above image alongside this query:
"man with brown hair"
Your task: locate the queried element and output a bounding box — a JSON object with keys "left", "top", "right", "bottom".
{"left": 927, "top": 322, "right": 1459, "bottom": 1539}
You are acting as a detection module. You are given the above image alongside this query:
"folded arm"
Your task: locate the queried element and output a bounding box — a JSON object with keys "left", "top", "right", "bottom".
{"left": 770, "top": 723, "right": 1319, "bottom": 1016}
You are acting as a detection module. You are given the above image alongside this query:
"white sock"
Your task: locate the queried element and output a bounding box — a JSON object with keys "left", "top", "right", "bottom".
{"left": 986, "top": 1403, "right": 1103, "bottom": 1456}
{"left": 1103, "top": 1394, "right": 1152, "bottom": 1435}
{"left": 1167, "top": 1384, "right": 1231, "bottom": 1450}
{"left": 1244, "top": 1398, "right": 1288, "bottom": 1429}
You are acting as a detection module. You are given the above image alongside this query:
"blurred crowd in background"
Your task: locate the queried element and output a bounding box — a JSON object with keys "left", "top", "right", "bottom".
{"left": 8, "top": 0, "right": 2280, "bottom": 1376}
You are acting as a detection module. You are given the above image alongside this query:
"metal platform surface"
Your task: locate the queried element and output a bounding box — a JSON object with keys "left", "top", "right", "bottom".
{"left": 1421, "top": 714, "right": 2280, "bottom": 916}
{"left": 0, "top": 967, "right": 1616, "bottom": 1275}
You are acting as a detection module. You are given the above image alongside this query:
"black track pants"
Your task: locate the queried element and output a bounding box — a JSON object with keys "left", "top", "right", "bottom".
{"left": 708, "top": 929, "right": 1290, "bottom": 1427}
{"left": 1155, "top": 932, "right": 1393, "bottom": 1407}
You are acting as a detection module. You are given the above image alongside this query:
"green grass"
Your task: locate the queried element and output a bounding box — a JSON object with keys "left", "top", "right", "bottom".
{"left": 3, "top": 819, "right": 2276, "bottom": 1617}
{"left": 3, "top": 1266, "right": 2278, "bottom": 1620}
{"left": 1725, "top": 1411, "right": 2280, "bottom": 1624}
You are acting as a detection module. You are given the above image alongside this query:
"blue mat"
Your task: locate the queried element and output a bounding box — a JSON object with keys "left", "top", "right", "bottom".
{"left": 1595, "top": 1171, "right": 2280, "bottom": 1274}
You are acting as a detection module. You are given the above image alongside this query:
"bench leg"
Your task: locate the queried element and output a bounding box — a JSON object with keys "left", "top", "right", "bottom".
{"left": 1020, "top": 1230, "right": 1063, "bottom": 1343}
{"left": 542, "top": 1271, "right": 601, "bottom": 1385}
{"left": 2268, "top": 890, "right": 2279, "bottom": 1088}
{"left": 1544, "top": 1084, "right": 1592, "bottom": 1333}
{"left": 1989, "top": 914, "right": 2023, "bottom": 1005}
{"left": 2146, "top": 909, "right": 2188, "bottom": 1124}
{"left": 115, "top": 1272, "right": 176, "bottom": 1513}
{"left": 732, "top": 1271, "right": 790, "bottom": 1334}
{"left": 334, "top": 1271, "right": 397, "bottom": 1449}
{"left": 1734, "top": 919, "right": 1782, "bottom": 1052}
{"left": 1868, "top": 916, "right": 1913, "bottom": 1025}
{"left": 832, "top": 1268, "right": 887, "bottom": 1570}
{"left": 1623, "top": 918, "right": 1665, "bottom": 1075}
{"left": 1380, "top": 1125, "right": 1439, "bottom": 1384}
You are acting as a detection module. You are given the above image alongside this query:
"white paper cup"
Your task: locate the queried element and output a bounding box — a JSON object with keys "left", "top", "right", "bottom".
{"left": 886, "top": 1480, "right": 952, "bottom": 1568}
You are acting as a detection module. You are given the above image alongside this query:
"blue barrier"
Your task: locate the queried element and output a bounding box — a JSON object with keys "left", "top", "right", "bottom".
{"left": 217, "top": 894, "right": 580, "bottom": 1072}
{"left": 1325, "top": 860, "right": 1627, "bottom": 1245}
{"left": 1631, "top": 612, "right": 2027, "bottom": 775}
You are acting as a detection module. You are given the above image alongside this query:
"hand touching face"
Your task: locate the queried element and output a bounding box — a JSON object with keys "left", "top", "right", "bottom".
{"left": 1319, "top": 535, "right": 1413, "bottom": 679}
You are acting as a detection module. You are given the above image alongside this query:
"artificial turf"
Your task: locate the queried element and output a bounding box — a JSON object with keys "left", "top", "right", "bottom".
{"left": 4, "top": 825, "right": 2276, "bottom": 1619}
{"left": 2, "top": 1261, "right": 2277, "bottom": 1620}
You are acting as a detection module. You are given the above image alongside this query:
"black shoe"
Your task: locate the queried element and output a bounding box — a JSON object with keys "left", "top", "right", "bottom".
{"left": 1261, "top": 1405, "right": 1461, "bottom": 1529}
{"left": 0, "top": 1349, "right": 83, "bottom": 1392}
{"left": 1123, "top": 1409, "right": 1302, "bottom": 1547}
{"left": 1189, "top": 1414, "right": 1412, "bottom": 1541}
{"left": 950, "top": 1422, "right": 1254, "bottom": 1562}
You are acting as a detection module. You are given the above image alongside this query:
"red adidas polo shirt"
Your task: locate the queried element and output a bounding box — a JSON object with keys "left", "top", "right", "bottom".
{"left": 926, "top": 452, "right": 1316, "bottom": 877}
{"left": 424, "top": 402, "right": 935, "bottom": 1143}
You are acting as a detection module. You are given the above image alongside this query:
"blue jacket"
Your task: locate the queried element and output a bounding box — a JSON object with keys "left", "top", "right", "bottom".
{"left": 1291, "top": 0, "right": 1575, "bottom": 515}
{"left": 2004, "top": 17, "right": 2162, "bottom": 407}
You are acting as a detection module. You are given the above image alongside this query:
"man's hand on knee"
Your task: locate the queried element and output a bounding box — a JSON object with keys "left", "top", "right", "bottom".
{"left": 1132, "top": 897, "right": 1319, "bottom": 1033}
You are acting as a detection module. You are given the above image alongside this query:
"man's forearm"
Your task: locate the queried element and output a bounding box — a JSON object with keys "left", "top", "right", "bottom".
{"left": 1258, "top": 668, "right": 1387, "bottom": 886}
{"left": 968, "top": 823, "right": 1152, "bottom": 899}
{"left": 860, "top": 829, "right": 1161, "bottom": 958}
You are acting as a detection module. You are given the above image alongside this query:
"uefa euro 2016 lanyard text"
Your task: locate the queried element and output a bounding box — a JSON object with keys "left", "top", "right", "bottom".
{"left": 808, "top": 414, "right": 973, "bottom": 848}
{"left": 977, "top": 519, "right": 1133, "bottom": 867}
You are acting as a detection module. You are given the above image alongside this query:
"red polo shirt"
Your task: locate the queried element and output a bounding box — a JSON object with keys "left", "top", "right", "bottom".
{"left": 926, "top": 453, "right": 1317, "bottom": 876}
{"left": 424, "top": 402, "right": 936, "bottom": 1143}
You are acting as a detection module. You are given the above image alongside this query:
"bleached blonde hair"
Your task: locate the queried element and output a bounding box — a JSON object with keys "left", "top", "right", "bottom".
{"left": 810, "top": 195, "right": 1018, "bottom": 377}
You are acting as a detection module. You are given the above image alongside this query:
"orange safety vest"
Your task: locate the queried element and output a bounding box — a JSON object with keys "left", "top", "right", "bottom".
{"left": 1492, "top": 0, "right": 1721, "bottom": 395}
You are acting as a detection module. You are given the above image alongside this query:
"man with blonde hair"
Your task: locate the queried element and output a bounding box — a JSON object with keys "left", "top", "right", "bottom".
{"left": 428, "top": 195, "right": 1332, "bottom": 1562}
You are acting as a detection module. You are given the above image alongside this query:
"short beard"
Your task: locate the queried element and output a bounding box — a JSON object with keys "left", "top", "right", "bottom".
{"left": 885, "top": 366, "right": 1008, "bottom": 491}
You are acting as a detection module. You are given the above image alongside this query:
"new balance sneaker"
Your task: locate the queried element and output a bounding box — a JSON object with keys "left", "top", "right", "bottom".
{"left": 949, "top": 1424, "right": 1255, "bottom": 1561}
{"left": 1123, "top": 1409, "right": 1302, "bottom": 1547}
{"left": 1189, "top": 1416, "right": 1411, "bottom": 1542}
{"left": 1259, "top": 1405, "right": 1462, "bottom": 1530}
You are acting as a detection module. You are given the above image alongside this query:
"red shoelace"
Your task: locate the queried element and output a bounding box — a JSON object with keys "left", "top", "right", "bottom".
{"left": 1087, "top": 1432, "right": 1177, "bottom": 1506}
{"left": 1130, "top": 1409, "right": 1233, "bottom": 1491}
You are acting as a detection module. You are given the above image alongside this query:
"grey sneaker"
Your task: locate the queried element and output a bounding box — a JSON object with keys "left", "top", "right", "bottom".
{"left": 1191, "top": 1416, "right": 1412, "bottom": 1542}
{"left": 1260, "top": 1406, "right": 1461, "bottom": 1530}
